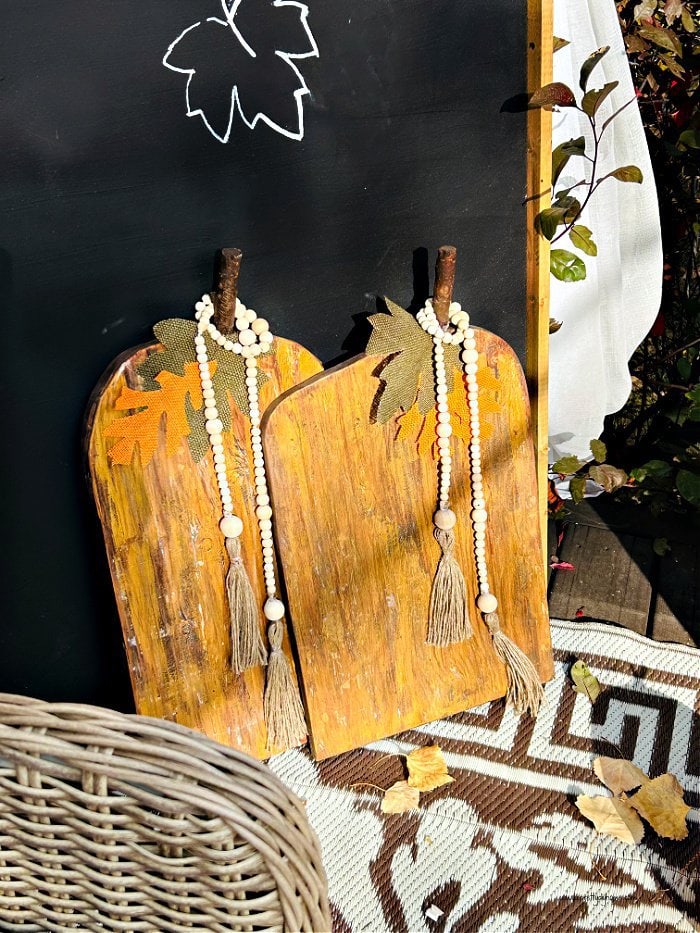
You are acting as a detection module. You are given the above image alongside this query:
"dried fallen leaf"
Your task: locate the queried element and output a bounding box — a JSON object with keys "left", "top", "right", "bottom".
{"left": 575, "top": 795, "right": 644, "bottom": 845}
{"left": 381, "top": 780, "right": 420, "bottom": 814}
{"left": 570, "top": 660, "right": 601, "bottom": 702}
{"left": 629, "top": 774, "right": 691, "bottom": 840}
{"left": 593, "top": 757, "right": 650, "bottom": 796}
{"left": 406, "top": 745, "right": 455, "bottom": 791}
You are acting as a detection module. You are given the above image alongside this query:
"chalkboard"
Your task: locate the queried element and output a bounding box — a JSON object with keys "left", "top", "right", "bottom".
{"left": 0, "top": 1, "right": 550, "bottom": 709}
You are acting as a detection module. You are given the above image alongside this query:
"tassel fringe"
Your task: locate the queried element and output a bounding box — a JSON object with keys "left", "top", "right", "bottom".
{"left": 427, "top": 528, "right": 472, "bottom": 646}
{"left": 484, "top": 612, "right": 544, "bottom": 716}
{"left": 264, "top": 621, "right": 307, "bottom": 752}
{"left": 225, "top": 536, "right": 267, "bottom": 674}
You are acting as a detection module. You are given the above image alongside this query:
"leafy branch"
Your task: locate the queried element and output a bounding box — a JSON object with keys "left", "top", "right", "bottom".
{"left": 530, "top": 46, "right": 643, "bottom": 283}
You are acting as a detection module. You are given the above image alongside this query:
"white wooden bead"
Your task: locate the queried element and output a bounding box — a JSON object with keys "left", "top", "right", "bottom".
{"left": 204, "top": 406, "right": 218, "bottom": 419}
{"left": 437, "top": 412, "right": 451, "bottom": 424}
{"left": 210, "top": 433, "right": 223, "bottom": 446}
{"left": 219, "top": 515, "right": 243, "bottom": 538}
{"left": 434, "top": 508, "right": 457, "bottom": 530}
{"left": 258, "top": 519, "right": 273, "bottom": 532}
{"left": 436, "top": 423, "right": 452, "bottom": 438}
{"left": 239, "top": 329, "right": 256, "bottom": 346}
{"left": 263, "top": 597, "right": 285, "bottom": 621}
{"left": 461, "top": 348, "right": 478, "bottom": 364}
{"left": 256, "top": 493, "right": 270, "bottom": 507}
{"left": 251, "top": 318, "right": 269, "bottom": 335}
{"left": 256, "top": 505, "right": 273, "bottom": 521}
{"left": 201, "top": 378, "right": 213, "bottom": 391}
{"left": 477, "top": 593, "right": 498, "bottom": 613}
{"left": 471, "top": 508, "right": 488, "bottom": 523}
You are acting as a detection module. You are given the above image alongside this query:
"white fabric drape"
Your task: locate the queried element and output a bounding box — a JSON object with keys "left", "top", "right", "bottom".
{"left": 548, "top": 0, "right": 663, "bottom": 462}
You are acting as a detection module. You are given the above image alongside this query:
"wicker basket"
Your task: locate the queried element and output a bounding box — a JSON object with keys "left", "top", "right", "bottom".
{"left": 0, "top": 694, "right": 330, "bottom": 932}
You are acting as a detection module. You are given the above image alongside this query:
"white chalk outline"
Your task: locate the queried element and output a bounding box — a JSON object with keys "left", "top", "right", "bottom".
{"left": 162, "top": 0, "right": 319, "bottom": 143}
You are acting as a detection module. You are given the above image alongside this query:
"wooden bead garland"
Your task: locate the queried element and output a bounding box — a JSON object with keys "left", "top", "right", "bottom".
{"left": 194, "top": 293, "right": 306, "bottom": 751}
{"left": 417, "top": 298, "right": 544, "bottom": 716}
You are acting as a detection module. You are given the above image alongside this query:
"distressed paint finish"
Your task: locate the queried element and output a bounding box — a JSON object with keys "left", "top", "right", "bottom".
{"left": 264, "top": 331, "right": 553, "bottom": 759}
{"left": 87, "top": 337, "right": 322, "bottom": 759}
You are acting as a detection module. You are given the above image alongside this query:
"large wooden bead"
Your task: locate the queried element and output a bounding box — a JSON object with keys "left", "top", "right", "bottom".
{"left": 263, "top": 597, "right": 285, "bottom": 621}
{"left": 434, "top": 508, "right": 457, "bottom": 530}
{"left": 219, "top": 515, "right": 243, "bottom": 538}
{"left": 477, "top": 593, "right": 498, "bottom": 613}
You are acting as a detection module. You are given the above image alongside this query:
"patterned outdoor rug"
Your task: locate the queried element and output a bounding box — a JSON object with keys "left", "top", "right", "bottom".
{"left": 270, "top": 620, "right": 699, "bottom": 932}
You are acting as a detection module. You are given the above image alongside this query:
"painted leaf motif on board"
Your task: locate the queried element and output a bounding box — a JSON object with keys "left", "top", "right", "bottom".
{"left": 163, "top": 0, "right": 319, "bottom": 143}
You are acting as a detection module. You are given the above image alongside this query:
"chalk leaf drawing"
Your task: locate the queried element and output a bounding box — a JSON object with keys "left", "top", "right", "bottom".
{"left": 163, "top": 0, "right": 319, "bottom": 143}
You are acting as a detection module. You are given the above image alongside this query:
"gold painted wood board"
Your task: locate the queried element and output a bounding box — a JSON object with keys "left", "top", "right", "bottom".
{"left": 263, "top": 330, "right": 553, "bottom": 760}
{"left": 87, "top": 337, "right": 322, "bottom": 760}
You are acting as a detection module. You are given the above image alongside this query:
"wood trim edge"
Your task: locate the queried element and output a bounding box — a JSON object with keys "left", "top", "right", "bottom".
{"left": 526, "top": 0, "right": 553, "bottom": 570}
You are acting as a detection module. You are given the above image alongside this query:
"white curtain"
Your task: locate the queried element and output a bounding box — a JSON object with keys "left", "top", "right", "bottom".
{"left": 548, "top": 0, "right": 663, "bottom": 463}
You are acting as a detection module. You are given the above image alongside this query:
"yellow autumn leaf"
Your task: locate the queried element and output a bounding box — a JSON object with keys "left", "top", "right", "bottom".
{"left": 406, "top": 745, "right": 454, "bottom": 791}
{"left": 105, "top": 361, "right": 204, "bottom": 466}
{"left": 575, "top": 795, "right": 644, "bottom": 846}
{"left": 395, "top": 358, "right": 499, "bottom": 460}
{"left": 592, "top": 757, "right": 650, "bottom": 796}
{"left": 628, "top": 773, "right": 691, "bottom": 840}
{"left": 381, "top": 780, "right": 420, "bottom": 814}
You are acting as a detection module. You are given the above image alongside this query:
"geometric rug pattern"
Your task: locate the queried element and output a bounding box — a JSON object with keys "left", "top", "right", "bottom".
{"left": 270, "top": 620, "right": 699, "bottom": 931}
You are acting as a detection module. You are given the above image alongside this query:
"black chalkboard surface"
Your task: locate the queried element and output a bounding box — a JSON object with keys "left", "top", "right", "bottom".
{"left": 0, "top": 1, "right": 539, "bottom": 708}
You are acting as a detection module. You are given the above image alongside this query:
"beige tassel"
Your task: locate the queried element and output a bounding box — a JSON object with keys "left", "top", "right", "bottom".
{"left": 264, "top": 620, "right": 307, "bottom": 752}
{"left": 225, "top": 536, "right": 267, "bottom": 674}
{"left": 484, "top": 612, "right": 544, "bottom": 716}
{"left": 427, "top": 527, "right": 472, "bottom": 646}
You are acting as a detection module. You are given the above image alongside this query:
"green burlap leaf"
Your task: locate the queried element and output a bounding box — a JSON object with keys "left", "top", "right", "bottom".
{"left": 137, "top": 317, "right": 269, "bottom": 462}
{"left": 368, "top": 299, "right": 461, "bottom": 421}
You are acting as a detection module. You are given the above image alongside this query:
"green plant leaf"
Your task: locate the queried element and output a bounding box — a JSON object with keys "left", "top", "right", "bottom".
{"left": 570, "top": 475, "right": 587, "bottom": 504}
{"left": 631, "top": 459, "right": 674, "bottom": 483}
{"left": 551, "top": 249, "right": 587, "bottom": 282}
{"left": 681, "top": 5, "right": 697, "bottom": 31}
{"left": 570, "top": 225, "right": 598, "bottom": 256}
{"left": 530, "top": 82, "right": 577, "bottom": 109}
{"left": 677, "top": 469, "right": 700, "bottom": 505}
{"left": 552, "top": 454, "right": 585, "bottom": 474}
{"left": 582, "top": 81, "right": 619, "bottom": 117}
{"left": 590, "top": 438, "right": 607, "bottom": 462}
{"left": 579, "top": 46, "right": 610, "bottom": 92}
{"left": 603, "top": 165, "right": 644, "bottom": 183}
{"left": 552, "top": 136, "right": 586, "bottom": 187}
{"left": 589, "top": 464, "right": 628, "bottom": 493}
{"left": 638, "top": 24, "right": 683, "bottom": 55}
{"left": 571, "top": 660, "right": 601, "bottom": 701}
{"left": 677, "top": 357, "right": 692, "bottom": 380}
{"left": 553, "top": 36, "right": 571, "bottom": 52}
{"left": 686, "top": 385, "right": 700, "bottom": 404}
{"left": 536, "top": 207, "right": 568, "bottom": 240}
{"left": 653, "top": 536, "right": 671, "bottom": 556}
{"left": 679, "top": 129, "right": 700, "bottom": 149}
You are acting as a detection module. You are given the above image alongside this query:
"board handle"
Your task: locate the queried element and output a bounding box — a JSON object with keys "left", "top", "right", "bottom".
{"left": 433, "top": 245, "right": 457, "bottom": 326}
{"left": 212, "top": 247, "right": 243, "bottom": 333}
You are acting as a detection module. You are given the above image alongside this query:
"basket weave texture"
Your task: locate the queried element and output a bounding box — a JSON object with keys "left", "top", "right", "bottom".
{"left": 0, "top": 694, "right": 330, "bottom": 932}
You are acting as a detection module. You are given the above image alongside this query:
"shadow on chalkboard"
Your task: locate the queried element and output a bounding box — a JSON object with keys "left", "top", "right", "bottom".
{"left": 326, "top": 247, "right": 431, "bottom": 369}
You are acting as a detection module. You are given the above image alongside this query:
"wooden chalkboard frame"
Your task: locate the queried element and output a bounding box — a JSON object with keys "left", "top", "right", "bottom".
{"left": 526, "top": 0, "right": 553, "bottom": 565}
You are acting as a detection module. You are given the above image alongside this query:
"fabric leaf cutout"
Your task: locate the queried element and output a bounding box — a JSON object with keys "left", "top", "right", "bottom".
{"left": 106, "top": 363, "right": 204, "bottom": 466}
{"left": 575, "top": 795, "right": 644, "bottom": 846}
{"left": 380, "top": 780, "right": 420, "bottom": 814}
{"left": 406, "top": 745, "right": 454, "bottom": 792}
{"left": 628, "top": 773, "right": 691, "bottom": 840}
{"left": 163, "top": 0, "right": 319, "bottom": 143}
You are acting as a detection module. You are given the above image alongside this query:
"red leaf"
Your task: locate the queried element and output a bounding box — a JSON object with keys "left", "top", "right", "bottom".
{"left": 529, "top": 82, "right": 577, "bottom": 109}
{"left": 550, "top": 560, "right": 576, "bottom": 571}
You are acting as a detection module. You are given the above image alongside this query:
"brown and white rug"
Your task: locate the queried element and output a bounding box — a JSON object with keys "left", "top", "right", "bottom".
{"left": 270, "top": 620, "right": 699, "bottom": 932}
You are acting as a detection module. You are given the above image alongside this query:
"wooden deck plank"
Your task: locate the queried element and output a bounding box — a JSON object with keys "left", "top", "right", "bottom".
{"left": 651, "top": 542, "right": 699, "bottom": 647}
{"left": 548, "top": 525, "right": 653, "bottom": 634}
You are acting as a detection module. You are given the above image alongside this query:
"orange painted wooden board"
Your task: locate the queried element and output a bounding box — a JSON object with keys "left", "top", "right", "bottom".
{"left": 87, "top": 334, "right": 322, "bottom": 760}
{"left": 264, "top": 329, "right": 553, "bottom": 760}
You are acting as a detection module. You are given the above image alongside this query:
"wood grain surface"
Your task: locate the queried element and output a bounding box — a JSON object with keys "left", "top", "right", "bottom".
{"left": 87, "top": 337, "right": 322, "bottom": 759}
{"left": 264, "top": 330, "right": 553, "bottom": 759}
